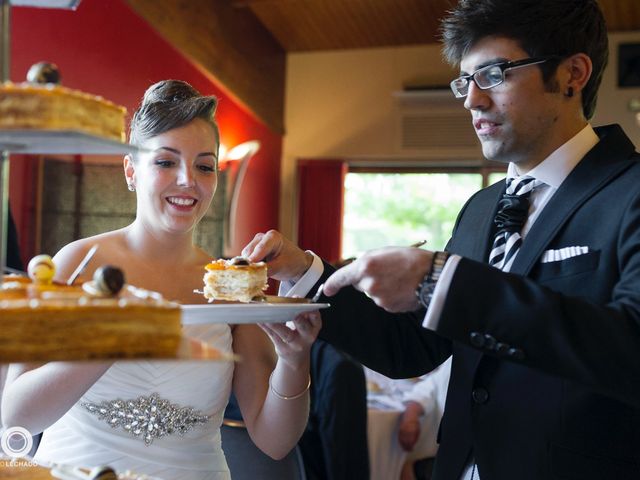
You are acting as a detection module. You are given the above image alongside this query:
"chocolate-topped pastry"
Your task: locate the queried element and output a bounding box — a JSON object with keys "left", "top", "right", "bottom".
{"left": 89, "top": 465, "right": 118, "bottom": 480}
{"left": 93, "top": 265, "right": 125, "bottom": 296}
{"left": 228, "top": 256, "right": 250, "bottom": 266}
{"left": 203, "top": 258, "right": 268, "bottom": 302}
{"left": 26, "top": 61, "right": 61, "bottom": 84}
{"left": 1, "top": 257, "right": 182, "bottom": 363}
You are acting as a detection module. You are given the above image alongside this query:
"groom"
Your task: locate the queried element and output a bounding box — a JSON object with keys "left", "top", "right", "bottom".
{"left": 243, "top": 0, "right": 640, "bottom": 479}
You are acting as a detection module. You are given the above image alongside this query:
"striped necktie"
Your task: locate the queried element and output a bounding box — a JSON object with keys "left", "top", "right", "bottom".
{"left": 488, "top": 175, "right": 541, "bottom": 271}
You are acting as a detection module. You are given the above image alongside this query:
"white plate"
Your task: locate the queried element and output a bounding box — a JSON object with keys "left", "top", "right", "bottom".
{"left": 181, "top": 302, "right": 330, "bottom": 325}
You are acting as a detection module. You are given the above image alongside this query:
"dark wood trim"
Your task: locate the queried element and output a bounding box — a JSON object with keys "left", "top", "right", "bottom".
{"left": 126, "top": 0, "right": 286, "bottom": 133}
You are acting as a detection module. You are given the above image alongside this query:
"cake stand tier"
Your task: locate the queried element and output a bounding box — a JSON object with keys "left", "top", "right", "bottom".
{"left": 0, "top": 130, "right": 137, "bottom": 154}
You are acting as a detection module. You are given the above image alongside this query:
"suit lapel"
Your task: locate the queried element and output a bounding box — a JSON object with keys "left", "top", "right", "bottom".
{"left": 474, "top": 186, "right": 504, "bottom": 262}
{"left": 450, "top": 182, "right": 505, "bottom": 262}
{"left": 510, "top": 125, "right": 637, "bottom": 276}
{"left": 448, "top": 184, "right": 505, "bottom": 375}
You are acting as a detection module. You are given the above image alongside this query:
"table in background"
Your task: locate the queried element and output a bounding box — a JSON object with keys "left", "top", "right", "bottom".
{"left": 366, "top": 369, "right": 442, "bottom": 480}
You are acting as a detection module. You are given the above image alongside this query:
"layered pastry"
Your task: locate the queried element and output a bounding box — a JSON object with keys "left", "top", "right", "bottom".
{"left": 202, "top": 257, "right": 268, "bottom": 303}
{"left": 51, "top": 464, "right": 162, "bottom": 479}
{"left": 0, "top": 464, "right": 161, "bottom": 480}
{"left": 0, "top": 464, "right": 55, "bottom": 479}
{"left": 0, "top": 258, "right": 181, "bottom": 362}
{"left": 0, "top": 81, "right": 126, "bottom": 141}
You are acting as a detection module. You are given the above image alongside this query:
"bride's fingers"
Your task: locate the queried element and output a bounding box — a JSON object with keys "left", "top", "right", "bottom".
{"left": 260, "top": 313, "right": 321, "bottom": 351}
{"left": 258, "top": 323, "right": 289, "bottom": 347}
{"left": 292, "top": 312, "right": 322, "bottom": 340}
{"left": 308, "top": 311, "right": 322, "bottom": 329}
{"left": 260, "top": 323, "right": 296, "bottom": 346}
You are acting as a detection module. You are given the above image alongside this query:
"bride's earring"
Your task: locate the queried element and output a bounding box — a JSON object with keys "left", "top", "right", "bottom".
{"left": 127, "top": 183, "right": 136, "bottom": 192}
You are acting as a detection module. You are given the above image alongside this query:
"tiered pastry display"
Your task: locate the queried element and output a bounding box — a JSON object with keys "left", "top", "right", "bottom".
{"left": 0, "top": 464, "right": 55, "bottom": 479}
{"left": 0, "top": 255, "right": 182, "bottom": 362}
{"left": 202, "top": 256, "right": 268, "bottom": 302}
{"left": 51, "top": 464, "right": 162, "bottom": 480}
{"left": 0, "top": 62, "right": 126, "bottom": 142}
{"left": 0, "top": 463, "right": 161, "bottom": 480}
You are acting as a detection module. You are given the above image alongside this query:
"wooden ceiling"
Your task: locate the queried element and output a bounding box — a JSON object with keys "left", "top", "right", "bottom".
{"left": 236, "top": 0, "right": 640, "bottom": 52}
{"left": 127, "top": 0, "right": 640, "bottom": 133}
{"left": 233, "top": 0, "right": 446, "bottom": 51}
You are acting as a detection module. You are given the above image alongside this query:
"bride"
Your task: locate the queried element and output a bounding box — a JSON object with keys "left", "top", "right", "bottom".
{"left": 1, "top": 80, "right": 320, "bottom": 479}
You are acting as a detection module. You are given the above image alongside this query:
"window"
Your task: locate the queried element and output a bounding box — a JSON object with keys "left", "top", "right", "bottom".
{"left": 488, "top": 171, "right": 506, "bottom": 185}
{"left": 342, "top": 168, "right": 505, "bottom": 259}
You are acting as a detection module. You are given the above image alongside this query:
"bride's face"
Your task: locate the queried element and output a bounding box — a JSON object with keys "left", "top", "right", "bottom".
{"left": 125, "top": 119, "right": 219, "bottom": 235}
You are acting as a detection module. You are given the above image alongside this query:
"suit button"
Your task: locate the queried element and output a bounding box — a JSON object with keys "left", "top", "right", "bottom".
{"left": 483, "top": 334, "right": 496, "bottom": 349}
{"left": 495, "top": 342, "right": 509, "bottom": 355}
{"left": 508, "top": 347, "right": 525, "bottom": 361}
{"left": 472, "top": 387, "right": 489, "bottom": 404}
{"left": 470, "top": 332, "right": 485, "bottom": 347}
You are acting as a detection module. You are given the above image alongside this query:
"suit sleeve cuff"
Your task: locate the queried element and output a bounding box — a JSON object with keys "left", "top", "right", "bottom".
{"left": 278, "top": 251, "right": 324, "bottom": 297}
{"left": 422, "top": 254, "right": 462, "bottom": 331}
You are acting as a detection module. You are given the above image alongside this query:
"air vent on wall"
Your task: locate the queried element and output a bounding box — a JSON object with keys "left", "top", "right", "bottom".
{"left": 401, "top": 112, "right": 478, "bottom": 149}
{"left": 393, "top": 89, "right": 480, "bottom": 154}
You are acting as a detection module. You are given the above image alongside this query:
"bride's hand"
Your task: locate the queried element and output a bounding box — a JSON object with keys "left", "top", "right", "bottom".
{"left": 259, "top": 311, "right": 322, "bottom": 366}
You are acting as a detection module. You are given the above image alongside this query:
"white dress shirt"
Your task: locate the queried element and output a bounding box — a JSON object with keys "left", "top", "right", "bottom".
{"left": 278, "top": 251, "right": 324, "bottom": 298}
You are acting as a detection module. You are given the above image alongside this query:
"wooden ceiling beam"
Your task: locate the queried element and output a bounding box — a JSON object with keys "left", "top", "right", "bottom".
{"left": 126, "top": 0, "right": 285, "bottom": 134}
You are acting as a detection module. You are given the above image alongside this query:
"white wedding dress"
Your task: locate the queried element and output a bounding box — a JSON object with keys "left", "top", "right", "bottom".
{"left": 35, "top": 323, "right": 235, "bottom": 480}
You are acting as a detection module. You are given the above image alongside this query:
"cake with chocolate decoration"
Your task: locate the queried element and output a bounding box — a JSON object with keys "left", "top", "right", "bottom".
{"left": 0, "top": 463, "right": 162, "bottom": 479}
{"left": 0, "top": 62, "right": 126, "bottom": 142}
{"left": 0, "top": 256, "right": 181, "bottom": 362}
{"left": 0, "top": 464, "right": 55, "bottom": 479}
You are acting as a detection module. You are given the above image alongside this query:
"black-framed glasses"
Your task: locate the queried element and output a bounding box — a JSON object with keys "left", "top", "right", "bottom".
{"left": 450, "top": 56, "right": 558, "bottom": 98}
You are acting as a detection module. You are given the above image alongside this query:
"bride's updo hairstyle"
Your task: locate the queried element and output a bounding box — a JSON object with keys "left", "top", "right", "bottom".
{"left": 129, "top": 80, "right": 220, "bottom": 166}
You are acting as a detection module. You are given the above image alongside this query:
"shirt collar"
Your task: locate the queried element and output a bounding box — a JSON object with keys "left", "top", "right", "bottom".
{"left": 506, "top": 124, "right": 599, "bottom": 189}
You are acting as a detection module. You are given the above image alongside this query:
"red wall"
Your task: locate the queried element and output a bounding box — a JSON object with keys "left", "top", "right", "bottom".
{"left": 8, "top": 0, "right": 281, "bottom": 258}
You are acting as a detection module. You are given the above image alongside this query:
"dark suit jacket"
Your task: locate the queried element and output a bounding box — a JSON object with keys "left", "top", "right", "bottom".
{"left": 299, "top": 339, "right": 369, "bottom": 480}
{"left": 317, "top": 124, "right": 640, "bottom": 479}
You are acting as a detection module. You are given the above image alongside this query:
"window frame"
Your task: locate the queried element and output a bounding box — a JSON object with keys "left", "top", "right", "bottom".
{"left": 347, "top": 164, "right": 507, "bottom": 188}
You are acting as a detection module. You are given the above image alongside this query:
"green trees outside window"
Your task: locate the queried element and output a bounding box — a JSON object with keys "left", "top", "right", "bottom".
{"left": 342, "top": 172, "right": 497, "bottom": 258}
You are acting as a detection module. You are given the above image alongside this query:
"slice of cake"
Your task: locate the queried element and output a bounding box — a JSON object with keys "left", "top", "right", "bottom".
{"left": 203, "top": 257, "right": 268, "bottom": 303}
{"left": 0, "top": 259, "right": 181, "bottom": 362}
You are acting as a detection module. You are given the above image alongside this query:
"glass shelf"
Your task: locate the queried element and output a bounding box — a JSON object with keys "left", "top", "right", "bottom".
{"left": 10, "top": 0, "right": 81, "bottom": 8}
{"left": 0, "top": 130, "right": 137, "bottom": 154}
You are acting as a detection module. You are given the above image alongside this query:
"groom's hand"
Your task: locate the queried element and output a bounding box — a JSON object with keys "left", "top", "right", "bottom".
{"left": 323, "top": 247, "right": 432, "bottom": 312}
{"left": 242, "top": 230, "right": 313, "bottom": 282}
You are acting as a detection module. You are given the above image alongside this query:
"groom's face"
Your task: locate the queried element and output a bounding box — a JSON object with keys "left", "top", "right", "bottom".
{"left": 460, "top": 36, "right": 566, "bottom": 172}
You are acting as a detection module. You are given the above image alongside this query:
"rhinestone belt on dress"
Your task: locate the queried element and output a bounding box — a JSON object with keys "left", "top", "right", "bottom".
{"left": 83, "top": 393, "right": 210, "bottom": 445}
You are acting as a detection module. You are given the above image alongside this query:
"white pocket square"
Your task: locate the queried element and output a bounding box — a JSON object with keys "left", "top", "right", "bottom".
{"left": 541, "top": 246, "right": 590, "bottom": 263}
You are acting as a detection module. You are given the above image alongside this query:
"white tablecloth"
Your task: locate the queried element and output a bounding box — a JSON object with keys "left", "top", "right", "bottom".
{"left": 368, "top": 407, "right": 405, "bottom": 480}
{"left": 366, "top": 361, "right": 450, "bottom": 480}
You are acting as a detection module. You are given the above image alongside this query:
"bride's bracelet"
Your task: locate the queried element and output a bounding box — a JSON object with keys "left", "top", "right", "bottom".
{"left": 269, "top": 372, "right": 311, "bottom": 400}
